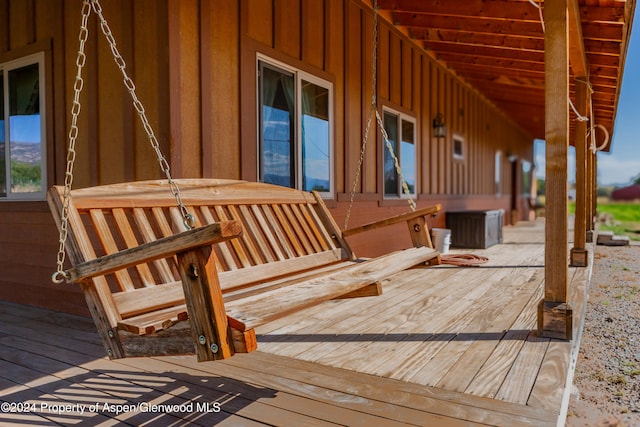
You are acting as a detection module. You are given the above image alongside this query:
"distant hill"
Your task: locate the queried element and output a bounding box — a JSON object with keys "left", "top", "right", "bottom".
{"left": 6, "top": 142, "right": 41, "bottom": 165}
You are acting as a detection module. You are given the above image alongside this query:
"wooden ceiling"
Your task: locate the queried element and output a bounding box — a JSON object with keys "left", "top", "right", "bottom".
{"left": 374, "top": 0, "right": 636, "bottom": 149}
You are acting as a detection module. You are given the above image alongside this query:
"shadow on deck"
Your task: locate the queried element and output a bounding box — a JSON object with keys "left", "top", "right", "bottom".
{"left": 0, "top": 219, "right": 592, "bottom": 426}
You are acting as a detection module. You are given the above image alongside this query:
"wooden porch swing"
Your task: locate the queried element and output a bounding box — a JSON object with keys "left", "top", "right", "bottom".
{"left": 49, "top": 0, "right": 441, "bottom": 362}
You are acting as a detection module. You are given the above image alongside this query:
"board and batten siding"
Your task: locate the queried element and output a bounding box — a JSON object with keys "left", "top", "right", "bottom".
{"left": 0, "top": 0, "right": 534, "bottom": 314}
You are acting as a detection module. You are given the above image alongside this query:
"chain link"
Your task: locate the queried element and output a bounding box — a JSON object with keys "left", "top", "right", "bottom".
{"left": 52, "top": 0, "right": 92, "bottom": 284}
{"left": 52, "top": 0, "right": 194, "bottom": 284}
{"left": 344, "top": 0, "right": 415, "bottom": 229}
{"left": 91, "top": 0, "right": 194, "bottom": 230}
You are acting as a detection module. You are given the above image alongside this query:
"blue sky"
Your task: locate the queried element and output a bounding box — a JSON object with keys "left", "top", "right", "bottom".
{"left": 536, "top": 5, "right": 640, "bottom": 186}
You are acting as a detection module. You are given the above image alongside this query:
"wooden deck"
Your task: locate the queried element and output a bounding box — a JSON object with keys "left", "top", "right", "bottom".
{"left": 0, "top": 219, "right": 592, "bottom": 426}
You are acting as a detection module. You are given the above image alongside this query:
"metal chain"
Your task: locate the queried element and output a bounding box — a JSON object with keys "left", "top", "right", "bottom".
{"left": 376, "top": 109, "right": 416, "bottom": 211}
{"left": 52, "top": 0, "right": 92, "bottom": 284}
{"left": 52, "top": 0, "right": 194, "bottom": 284}
{"left": 91, "top": 0, "right": 194, "bottom": 230}
{"left": 344, "top": 0, "right": 415, "bottom": 229}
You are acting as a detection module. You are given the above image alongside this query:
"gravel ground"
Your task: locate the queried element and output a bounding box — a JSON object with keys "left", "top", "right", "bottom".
{"left": 566, "top": 243, "right": 640, "bottom": 427}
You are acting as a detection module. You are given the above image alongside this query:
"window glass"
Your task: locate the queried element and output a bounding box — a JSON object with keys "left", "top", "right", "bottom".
{"left": 0, "top": 70, "right": 5, "bottom": 197}
{"left": 258, "top": 57, "right": 333, "bottom": 195}
{"left": 383, "top": 111, "right": 398, "bottom": 196}
{"left": 8, "top": 63, "right": 41, "bottom": 194}
{"left": 301, "top": 80, "right": 330, "bottom": 192}
{"left": 383, "top": 109, "right": 416, "bottom": 198}
{"left": 260, "top": 64, "right": 295, "bottom": 188}
{"left": 400, "top": 119, "right": 415, "bottom": 194}
{"left": 521, "top": 160, "right": 532, "bottom": 194}
{"left": 495, "top": 151, "right": 502, "bottom": 196}
{"left": 1, "top": 55, "right": 45, "bottom": 201}
{"left": 453, "top": 136, "right": 464, "bottom": 159}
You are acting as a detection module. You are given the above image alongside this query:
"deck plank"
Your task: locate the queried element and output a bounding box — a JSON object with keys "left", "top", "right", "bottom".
{"left": 223, "top": 351, "right": 556, "bottom": 426}
{"left": 0, "top": 220, "right": 592, "bottom": 427}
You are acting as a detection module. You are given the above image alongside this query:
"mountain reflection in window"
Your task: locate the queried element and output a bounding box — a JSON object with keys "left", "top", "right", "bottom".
{"left": 260, "top": 65, "right": 295, "bottom": 188}
{"left": 301, "top": 80, "right": 329, "bottom": 192}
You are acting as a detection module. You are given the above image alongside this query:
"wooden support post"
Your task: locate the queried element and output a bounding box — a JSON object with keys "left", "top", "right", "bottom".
{"left": 539, "top": 0, "right": 572, "bottom": 340}
{"left": 407, "top": 216, "right": 434, "bottom": 248}
{"left": 407, "top": 217, "right": 441, "bottom": 265}
{"left": 571, "top": 79, "right": 589, "bottom": 267}
{"left": 586, "top": 146, "right": 595, "bottom": 241}
{"left": 591, "top": 152, "right": 598, "bottom": 230}
{"left": 177, "top": 247, "right": 235, "bottom": 361}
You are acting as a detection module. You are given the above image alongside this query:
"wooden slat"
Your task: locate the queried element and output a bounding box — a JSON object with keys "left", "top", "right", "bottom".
{"left": 68, "top": 180, "right": 318, "bottom": 209}
{"left": 117, "top": 304, "right": 188, "bottom": 335}
{"left": 261, "top": 204, "right": 296, "bottom": 258}
{"left": 272, "top": 204, "right": 306, "bottom": 257}
{"left": 200, "top": 206, "right": 239, "bottom": 270}
{"left": 89, "top": 209, "right": 136, "bottom": 292}
{"left": 112, "top": 208, "right": 157, "bottom": 287}
{"left": 311, "top": 191, "right": 354, "bottom": 260}
{"left": 342, "top": 204, "right": 441, "bottom": 237}
{"left": 282, "top": 204, "right": 316, "bottom": 254}
{"left": 250, "top": 204, "right": 287, "bottom": 261}
{"left": 225, "top": 247, "right": 439, "bottom": 331}
{"left": 66, "top": 222, "right": 243, "bottom": 283}
{"left": 239, "top": 205, "right": 276, "bottom": 263}
{"left": 228, "top": 205, "right": 264, "bottom": 264}
{"left": 112, "top": 281, "right": 184, "bottom": 318}
{"left": 291, "top": 203, "right": 324, "bottom": 252}
{"left": 218, "top": 249, "right": 343, "bottom": 292}
{"left": 152, "top": 207, "right": 173, "bottom": 237}
{"left": 132, "top": 207, "right": 176, "bottom": 282}
{"left": 297, "top": 203, "right": 332, "bottom": 251}
{"left": 215, "top": 205, "right": 252, "bottom": 268}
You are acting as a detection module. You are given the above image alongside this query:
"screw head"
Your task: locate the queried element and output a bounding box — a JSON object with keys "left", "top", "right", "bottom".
{"left": 210, "top": 343, "right": 219, "bottom": 353}
{"left": 189, "top": 264, "right": 199, "bottom": 278}
{"left": 198, "top": 335, "right": 206, "bottom": 345}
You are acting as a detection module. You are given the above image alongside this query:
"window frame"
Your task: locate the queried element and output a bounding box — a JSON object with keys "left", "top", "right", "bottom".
{"left": 381, "top": 106, "right": 417, "bottom": 200}
{"left": 495, "top": 150, "right": 502, "bottom": 196}
{"left": 0, "top": 52, "right": 47, "bottom": 202}
{"left": 256, "top": 54, "right": 334, "bottom": 197}
{"left": 453, "top": 134, "right": 464, "bottom": 160}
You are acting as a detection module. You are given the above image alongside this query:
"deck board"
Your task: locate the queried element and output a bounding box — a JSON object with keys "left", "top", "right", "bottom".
{"left": 0, "top": 219, "right": 592, "bottom": 426}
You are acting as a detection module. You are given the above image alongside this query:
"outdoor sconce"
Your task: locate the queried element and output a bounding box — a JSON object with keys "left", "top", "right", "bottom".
{"left": 433, "top": 113, "right": 446, "bottom": 138}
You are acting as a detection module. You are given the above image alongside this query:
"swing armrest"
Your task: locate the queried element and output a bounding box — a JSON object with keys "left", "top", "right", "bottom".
{"left": 64, "top": 221, "right": 243, "bottom": 283}
{"left": 342, "top": 204, "right": 441, "bottom": 237}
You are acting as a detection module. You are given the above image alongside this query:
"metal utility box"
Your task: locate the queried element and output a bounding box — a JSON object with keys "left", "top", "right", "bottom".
{"left": 445, "top": 210, "right": 504, "bottom": 249}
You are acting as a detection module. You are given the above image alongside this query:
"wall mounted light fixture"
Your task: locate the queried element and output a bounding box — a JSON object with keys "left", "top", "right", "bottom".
{"left": 433, "top": 113, "right": 446, "bottom": 138}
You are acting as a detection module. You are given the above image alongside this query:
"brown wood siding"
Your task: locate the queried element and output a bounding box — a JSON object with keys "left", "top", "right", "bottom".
{"left": 0, "top": 0, "right": 534, "bottom": 314}
{"left": 201, "top": 0, "right": 240, "bottom": 179}
{"left": 326, "top": 0, "right": 344, "bottom": 195}
{"left": 168, "top": 0, "right": 201, "bottom": 178}
{"left": 345, "top": 1, "right": 362, "bottom": 194}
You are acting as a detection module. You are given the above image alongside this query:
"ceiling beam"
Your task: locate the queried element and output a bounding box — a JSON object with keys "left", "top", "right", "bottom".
{"left": 569, "top": 0, "right": 588, "bottom": 77}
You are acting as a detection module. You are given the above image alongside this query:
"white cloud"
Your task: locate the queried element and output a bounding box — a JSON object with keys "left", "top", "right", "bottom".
{"left": 597, "top": 153, "right": 640, "bottom": 185}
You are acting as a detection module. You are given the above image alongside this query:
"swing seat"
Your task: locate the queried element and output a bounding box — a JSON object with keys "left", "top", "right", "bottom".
{"left": 48, "top": 179, "right": 441, "bottom": 361}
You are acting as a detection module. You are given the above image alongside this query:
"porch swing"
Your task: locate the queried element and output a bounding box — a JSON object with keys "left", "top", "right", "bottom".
{"left": 49, "top": 0, "right": 442, "bottom": 362}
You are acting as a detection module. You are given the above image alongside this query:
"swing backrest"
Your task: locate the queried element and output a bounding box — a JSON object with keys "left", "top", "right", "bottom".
{"left": 48, "top": 179, "right": 354, "bottom": 324}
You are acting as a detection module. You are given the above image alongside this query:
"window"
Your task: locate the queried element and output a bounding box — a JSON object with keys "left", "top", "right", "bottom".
{"left": 382, "top": 109, "right": 416, "bottom": 198}
{"left": 258, "top": 57, "right": 332, "bottom": 194}
{"left": 453, "top": 135, "right": 464, "bottom": 159}
{"left": 1, "top": 52, "right": 46, "bottom": 200}
{"left": 521, "top": 160, "right": 532, "bottom": 195}
{"left": 495, "top": 151, "right": 502, "bottom": 196}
